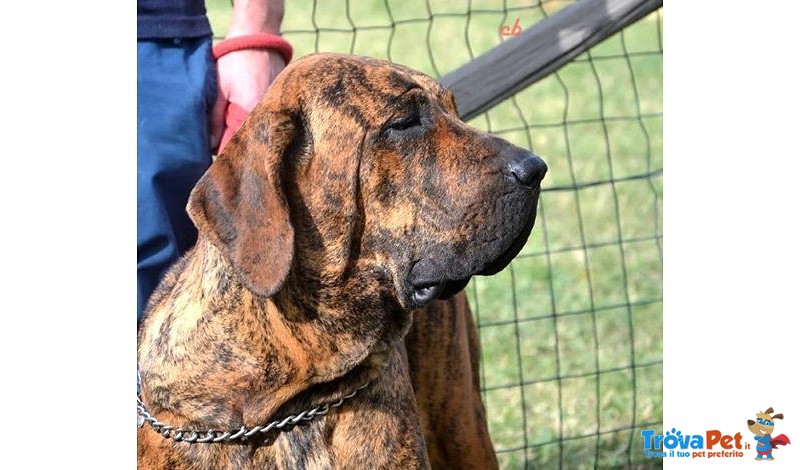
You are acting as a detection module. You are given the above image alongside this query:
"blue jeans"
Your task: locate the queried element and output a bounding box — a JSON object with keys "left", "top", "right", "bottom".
{"left": 137, "top": 37, "right": 217, "bottom": 323}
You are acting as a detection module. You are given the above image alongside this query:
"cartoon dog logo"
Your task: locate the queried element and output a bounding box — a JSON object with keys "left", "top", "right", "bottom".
{"left": 747, "top": 407, "right": 791, "bottom": 461}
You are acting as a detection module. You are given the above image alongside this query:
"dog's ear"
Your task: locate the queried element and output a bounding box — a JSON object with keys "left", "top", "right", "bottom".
{"left": 765, "top": 407, "right": 775, "bottom": 415}
{"left": 188, "top": 108, "right": 298, "bottom": 297}
{"left": 772, "top": 413, "right": 784, "bottom": 420}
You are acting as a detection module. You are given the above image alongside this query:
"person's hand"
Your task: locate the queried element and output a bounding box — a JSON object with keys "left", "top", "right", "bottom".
{"left": 210, "top": 48, "right": 286, "bottom": 153}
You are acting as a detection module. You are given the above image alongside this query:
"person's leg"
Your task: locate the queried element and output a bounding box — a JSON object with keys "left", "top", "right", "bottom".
{"left": 137, "top": 37, "right": 216, "bottom": 323}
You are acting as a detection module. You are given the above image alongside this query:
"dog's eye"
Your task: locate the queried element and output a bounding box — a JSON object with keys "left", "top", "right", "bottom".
{"left": 386, "top": 112, "right": 422, "bottom": 133}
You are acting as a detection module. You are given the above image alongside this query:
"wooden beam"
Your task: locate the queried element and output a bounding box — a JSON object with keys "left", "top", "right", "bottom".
{"left": 441, "top": 0, "right": 662, "bottom": 121}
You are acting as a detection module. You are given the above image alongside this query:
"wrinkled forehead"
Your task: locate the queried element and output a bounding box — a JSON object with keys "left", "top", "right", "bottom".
{"left": 345, "top": 56, "right": 442, "bottom": 93}
{"left": 271, "top": 53, "right": 449, "bottom": 122}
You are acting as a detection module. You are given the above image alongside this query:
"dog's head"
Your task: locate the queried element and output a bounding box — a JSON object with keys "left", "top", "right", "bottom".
{"left": 189, "top": 53, "right": 546, "bottom": 311}
{"left": 747, "top": 407, "right": 784, "bottom": 436}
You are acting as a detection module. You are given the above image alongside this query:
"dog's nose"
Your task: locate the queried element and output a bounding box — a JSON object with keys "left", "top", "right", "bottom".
{"left": 507, "top": 149, "right": 547, "bottom": 187}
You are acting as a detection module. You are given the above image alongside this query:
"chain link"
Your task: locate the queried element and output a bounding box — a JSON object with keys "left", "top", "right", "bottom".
{"left": 137, "top": 382, "right": 369, "bottom": 444}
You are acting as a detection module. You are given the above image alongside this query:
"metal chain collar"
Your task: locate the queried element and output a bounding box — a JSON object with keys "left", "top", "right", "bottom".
{"left": 137, "top": 382, "right": 369, "bottom": 444}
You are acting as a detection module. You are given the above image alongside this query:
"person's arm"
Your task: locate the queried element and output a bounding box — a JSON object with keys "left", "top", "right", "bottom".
{"left": 210, "top": 0, "right": 286, "bottom": 152}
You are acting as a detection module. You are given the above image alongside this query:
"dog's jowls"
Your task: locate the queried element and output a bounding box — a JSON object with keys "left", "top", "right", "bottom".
{"left": 137, "top": 53, "right": 546, "bottom": 469}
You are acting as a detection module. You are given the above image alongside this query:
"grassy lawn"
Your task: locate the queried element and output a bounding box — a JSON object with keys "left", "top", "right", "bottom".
{"left": 207, "top": 1, "right": 663, "bottom": 467}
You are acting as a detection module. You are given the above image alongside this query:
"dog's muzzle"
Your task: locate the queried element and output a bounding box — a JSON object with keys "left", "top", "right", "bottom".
{"left": 407, "top": 149, "right": 547, "bottom": 308}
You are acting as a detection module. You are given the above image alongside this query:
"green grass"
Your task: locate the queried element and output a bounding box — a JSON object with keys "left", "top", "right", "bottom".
{"left": 207, "top": 1, "right": 663, "bottom": 467}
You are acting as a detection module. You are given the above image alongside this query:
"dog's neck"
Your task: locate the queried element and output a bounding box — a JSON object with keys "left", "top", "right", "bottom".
{"left": 138, "top": 236, "right": 407, "bottom": 429}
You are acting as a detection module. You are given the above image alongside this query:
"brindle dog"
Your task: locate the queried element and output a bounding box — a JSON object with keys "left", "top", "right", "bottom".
{"left": 137, "top": 53, "right": 546, "bottom": 469}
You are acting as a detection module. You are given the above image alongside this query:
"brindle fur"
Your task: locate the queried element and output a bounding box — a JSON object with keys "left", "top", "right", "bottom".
{"left": 138, "top": 53, "right": 543, "bottom": 469}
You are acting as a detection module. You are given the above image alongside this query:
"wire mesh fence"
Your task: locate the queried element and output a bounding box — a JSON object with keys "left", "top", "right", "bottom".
{"left": 208, "top": 1, "right": 663, "bottom": 467}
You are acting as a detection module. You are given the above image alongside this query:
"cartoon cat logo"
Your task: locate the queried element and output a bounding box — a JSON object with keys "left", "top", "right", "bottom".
{"left": 747, "top": 407, "right": 791, "bottom": 461}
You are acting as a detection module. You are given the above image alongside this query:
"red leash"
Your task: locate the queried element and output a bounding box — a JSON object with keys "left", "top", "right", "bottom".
{"left": 212, "top": 33, "right": 292, "bottom": 64}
